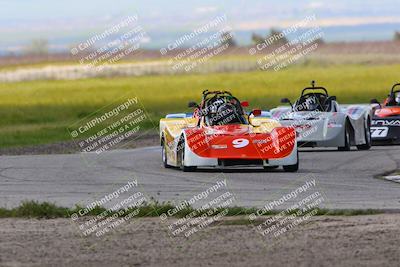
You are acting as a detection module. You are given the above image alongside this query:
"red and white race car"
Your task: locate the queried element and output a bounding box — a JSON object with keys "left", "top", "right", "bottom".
{"left": 159, "top": 90, "right": 299, "bottom": 172}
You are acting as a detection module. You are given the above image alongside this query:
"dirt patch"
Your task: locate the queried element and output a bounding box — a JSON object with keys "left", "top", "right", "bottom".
{"left": 0, "top": 215, "right": 399, "bottom": 267}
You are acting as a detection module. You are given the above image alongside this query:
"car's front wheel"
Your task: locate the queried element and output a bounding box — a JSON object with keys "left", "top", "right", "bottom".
{"left": 357, "top": 119, "right": 372, "bottom": 150}
{"left": 179, "top": 138, "right": 197, "bottom": 172}
{"left": 338, "top": 124, "right": 351, "bottom": 151}
{"left": 161, "top": 138, "right": 171, "bottom": 168}
{"left": 283, "top": 151, "right": 299, "bottom": 172}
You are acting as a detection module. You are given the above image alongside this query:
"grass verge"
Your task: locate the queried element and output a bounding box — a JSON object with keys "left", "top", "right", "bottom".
{"left": 0, "top": 201, "right": 383, "bottom": 219}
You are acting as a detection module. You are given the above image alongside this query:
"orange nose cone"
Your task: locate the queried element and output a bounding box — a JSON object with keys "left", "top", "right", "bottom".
{"left": 375, "top": 107, "right": 400, "bottom": 118}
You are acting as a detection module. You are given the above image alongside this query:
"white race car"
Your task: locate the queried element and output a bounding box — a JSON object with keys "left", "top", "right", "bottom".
{"left": 271, "top": 81, "right": 372, "bottom": 151}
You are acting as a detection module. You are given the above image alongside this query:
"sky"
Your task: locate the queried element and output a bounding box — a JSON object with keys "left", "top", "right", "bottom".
{"left": 1, "top": 0, "right": 400, "bottom": 52}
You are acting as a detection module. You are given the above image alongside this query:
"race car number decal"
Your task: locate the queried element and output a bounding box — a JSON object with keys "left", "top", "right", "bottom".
{"left": 232, "top": 138, "right": 249, "bottom": 148}
{"left": 371, "top": 127, "right": 388, "bottom": 138}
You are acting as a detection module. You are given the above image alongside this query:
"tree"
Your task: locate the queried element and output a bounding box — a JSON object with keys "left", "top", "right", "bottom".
{"left": 394, "top": 31, "right": 400, "bottom": 41}
{"left": 251, "top": 33, "right": 265, "bottom": 45}
{"left": 25, "top": 39, "right": 49, "bottom": 55}
{"left": 219, "top": 31, "right": 237, "bottom": 47}
{"left": 314, "top": 37, "right": 325, "bottom": 45}
{"left": 268, "top": 29, "right": 289, "bottom": 46}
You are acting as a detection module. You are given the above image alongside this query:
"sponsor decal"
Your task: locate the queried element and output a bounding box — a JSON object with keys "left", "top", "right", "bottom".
{"left": 211, "top": 144, "right": 228, "bottom": 149}
{"left": 294, "top": 124, "right": 312, "bottom": 131}
{"left": 327, "top": 122, "right": 342, "bottom": 128}
{"left": 253, "top": 139, "right": 269, "bottom": 144}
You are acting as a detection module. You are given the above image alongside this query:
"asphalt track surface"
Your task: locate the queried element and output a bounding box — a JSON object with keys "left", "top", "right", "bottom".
{"left": 1, "top": 145, "right": 400, "bottom": 209}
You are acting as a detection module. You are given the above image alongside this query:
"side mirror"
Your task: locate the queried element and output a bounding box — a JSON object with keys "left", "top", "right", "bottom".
{"left": 252, "top": 109, "right": 262, "bottom": 117}
{"left": 370, "top": 99, "right": 381, "bottom": 108}
{"left": 241, "top": 101, "right": 249, "bottom": 107}
{"left": 281, "top": 98, "right": 293, "bottom": 109}
{"left": 188, "top": 101, "right": 198, "bottom": 108}
{"left": 370, "top": 99, "right": 379, "bottom": 104}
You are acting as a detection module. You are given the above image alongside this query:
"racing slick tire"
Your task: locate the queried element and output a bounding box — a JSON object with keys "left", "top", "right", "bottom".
{"left": 179, "top": 138, "right": 197, "bottom": 172}
{"left": 161, "top": 138, "right": 172, "bottom": 168}
{"left": 338, "top": 123, "right": 351, "bottom": 151}
{"left": 356, "top": 119, "right": 372, "bottom": 150}
{"left": 282, "top": 151, "right": 299, "bottom": 172}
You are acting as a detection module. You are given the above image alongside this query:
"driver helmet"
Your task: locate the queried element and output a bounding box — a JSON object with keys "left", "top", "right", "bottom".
{"left": 395, "top": 92, "right": 400, "bottom": 104}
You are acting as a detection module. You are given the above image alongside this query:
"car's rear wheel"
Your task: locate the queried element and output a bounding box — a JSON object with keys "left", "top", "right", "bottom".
{"left": 179, "top": 138, "right": 197, "bottom": 172}
{"left": 357, "top": 119, "right": 372, "bottom": 150}
{"left": 283, "top": 151, "right": 299, "bottom": 172}
{"left": 338, "top": 124, "right": 351, "bottom": 151}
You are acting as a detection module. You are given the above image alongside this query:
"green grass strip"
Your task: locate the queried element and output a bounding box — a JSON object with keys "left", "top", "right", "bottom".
{"left": 0, "top": 201, "right": 384, "bottom": 219}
